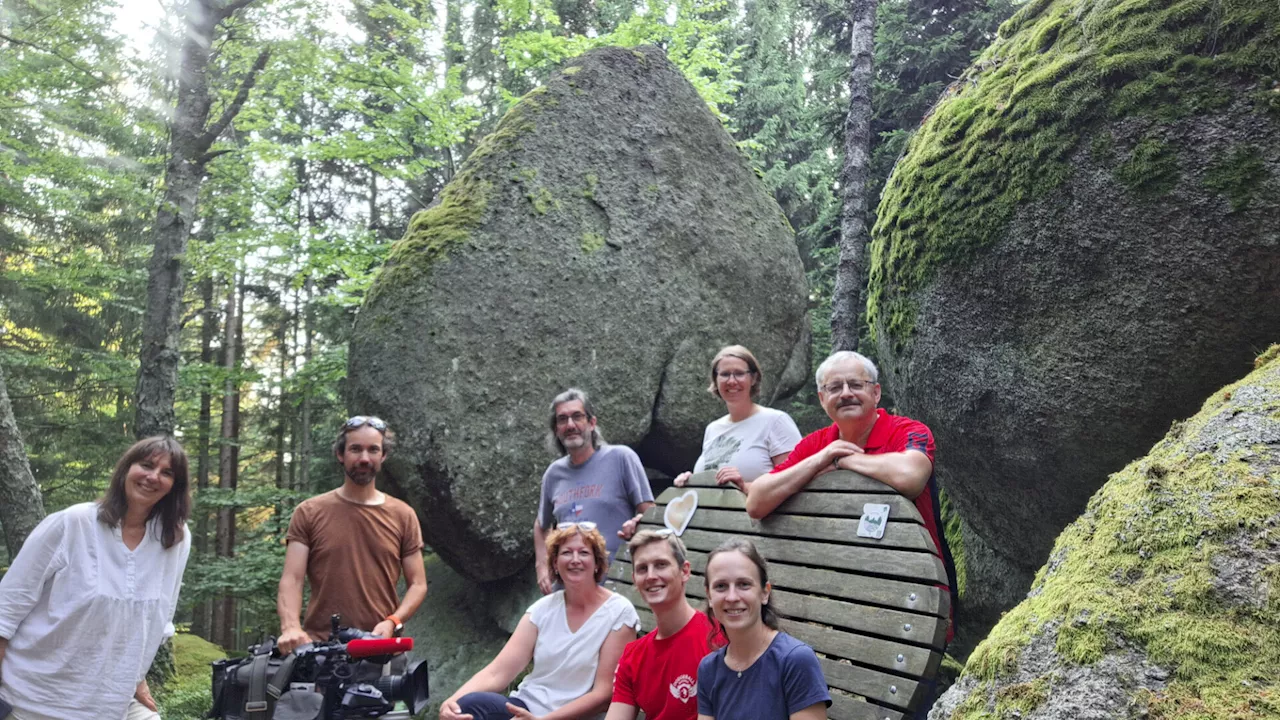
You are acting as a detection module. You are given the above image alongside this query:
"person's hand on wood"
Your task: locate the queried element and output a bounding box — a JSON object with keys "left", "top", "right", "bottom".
{"left": 821, "top": 440, "right": 864, "bottom": 473}
{"left": 673, "top": 471, "right": 692, "bottom": 487}
{"left": 714, "top": 466, "right": 746, "bottom": 493}
{"left": 618, "top": 512, "right": 645, "bottom": 540}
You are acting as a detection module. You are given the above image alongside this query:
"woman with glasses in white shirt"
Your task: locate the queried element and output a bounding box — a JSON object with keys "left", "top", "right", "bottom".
{"left": 0, "top": 436, "right": 192, "bottom": 720}
{"left": 440, "top": 522, "right": 639, "bottom": 720}
{"left": 674, "top": 345, "right": 803, "bottom": 493}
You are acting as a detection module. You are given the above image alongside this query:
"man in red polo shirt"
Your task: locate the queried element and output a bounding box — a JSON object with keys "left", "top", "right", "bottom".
{"left": 745, "top": 350, "right": 958, "bottom": 642}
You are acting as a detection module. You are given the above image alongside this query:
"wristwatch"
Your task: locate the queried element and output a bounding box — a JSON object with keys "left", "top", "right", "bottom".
{"left": 386, "top": 614, "right": 404, "bottom": 637}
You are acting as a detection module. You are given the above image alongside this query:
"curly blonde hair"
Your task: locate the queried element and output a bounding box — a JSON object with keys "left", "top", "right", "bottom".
{"left": 546, "top": 524, "right": 610, "bottom": 583}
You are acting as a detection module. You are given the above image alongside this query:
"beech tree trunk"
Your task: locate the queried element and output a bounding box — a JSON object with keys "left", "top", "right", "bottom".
{"left": 0, "top": 366, "right": 44, "bottom": 558}
{"left": 133, "top": 0, "right": 269, "bottom": 438}
{"left": 212, "top": 274, "right": 243, "bottom": 649}
{"left": 830, "top": 0, "right": 878, "bottom": 353}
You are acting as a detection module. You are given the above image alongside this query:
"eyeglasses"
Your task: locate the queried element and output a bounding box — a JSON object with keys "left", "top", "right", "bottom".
{"left": 344, "top": 415, "right": 388, "bottom": 431}
{"left": 716, "top": 370, "right": 754, "bottom": 381}
{"left": 822, "top": 379, "right": 876, "bottom": 395}
{"left": 557, "top": 521, "right": 598, "bottom": 531}
{"left": 555, "top": 411, "right": 589, "bottom": 426}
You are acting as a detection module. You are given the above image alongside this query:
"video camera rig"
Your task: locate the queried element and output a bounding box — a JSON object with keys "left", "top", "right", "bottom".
{"left": 209, "top": 615, "right": 429, "bottom": 720}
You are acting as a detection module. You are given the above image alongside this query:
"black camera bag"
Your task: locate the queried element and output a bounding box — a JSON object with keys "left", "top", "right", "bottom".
{"left": 209, "top": 639, "right": 297, "bottom": 720}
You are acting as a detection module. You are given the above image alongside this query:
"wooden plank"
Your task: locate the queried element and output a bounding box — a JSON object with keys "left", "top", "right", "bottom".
{"left": 654, "top": 488, "right": 922, "bottom": 523}
{"left": 642, "top": 507, "right": 938, "bottom": 554}
{"left": 606, "top": 584, "right": 925, "bottom": 714}
{"left": 611, "top": 559, "right": 948, "bottom": 619}
{"left": 781, "top": 618, "right": 940, "bottom": 678}
{"left": 830, "top": 689, "right": 904, "bottom": 720}
{"left": 820, "top": 658, "right": 918, "bottom": 714}
{"left": 610, "top": 582, "right": 939, "bottom": 678}
{"left": 672, "top": 469, "right": 901, "bottom": 494}
{"left": 609, "top": 566, "right": 945, "bottom": 647}
{"left": 770, "top": 590, "right": 947, "bottom": 649}
{"left": 635, "top": 531, "right": 947, "bottom": 587}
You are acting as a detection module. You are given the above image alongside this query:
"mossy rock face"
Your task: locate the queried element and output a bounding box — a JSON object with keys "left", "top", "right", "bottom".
{"left": 349, "top": 45, "right": 810, "bottom": 581}
{"left": 403, "top": 554, "right": 512, "bottom": 717}
{"left": 868, "top": 0, "right": 1280, "bottom": 628}
{"left": 930, "top": 347, "right": 1280, "bottom": 720}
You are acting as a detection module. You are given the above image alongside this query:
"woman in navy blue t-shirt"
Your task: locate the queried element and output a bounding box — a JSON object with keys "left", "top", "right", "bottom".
{"left": 695, "top": 538, "right": 830, "bottom": 720}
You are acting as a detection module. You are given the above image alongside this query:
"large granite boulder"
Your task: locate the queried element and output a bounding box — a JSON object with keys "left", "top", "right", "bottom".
{"left": 348, "top": 45, "right": 809, "bottom": 581}
{"left": 868, "top": 0, "right": 1280, "bottom": 629}
{"left": 403, "top": 555, "right": 511, "bottom": 716}
{"left": 930, "top": 345, "right": 1280, "bottom": 719}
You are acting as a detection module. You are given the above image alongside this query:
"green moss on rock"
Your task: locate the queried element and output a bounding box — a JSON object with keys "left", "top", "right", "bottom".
{"left": 368, "top": 87, "right": 552, "bottom": 301}
{"left": 868, "top": 0, "right": 1280, "bottom": 344}
{"left": 581, "top": 231, "right": 606, "bottom": 252}
{"left": 1114, "top": 136, "right": 1180, "bottom": 197}
{"left": 954, "top": 345, "right": 1280, "bottom": 719}
{"left": 1203, "top": 145, "right": 1270, "bottom": 211}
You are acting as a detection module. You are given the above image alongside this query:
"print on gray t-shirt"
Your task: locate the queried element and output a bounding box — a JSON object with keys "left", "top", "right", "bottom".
{"left": 538, "top": 444, "right": 655, "bottom": 561}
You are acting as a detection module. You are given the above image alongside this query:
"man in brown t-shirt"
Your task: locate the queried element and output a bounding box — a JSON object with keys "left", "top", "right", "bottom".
{"left": 276, "top": 416, "right": 428, "bottom": 653}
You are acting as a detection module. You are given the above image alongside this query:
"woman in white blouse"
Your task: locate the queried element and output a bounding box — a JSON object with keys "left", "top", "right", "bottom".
{"left": 0, "top": 436, "right": 192, "bottom": 720}
{"left": 439, "top": 522, "right": 639, "bottom": 720}
{"left": 674, "top": 345, "right": 803, "bottom": 492}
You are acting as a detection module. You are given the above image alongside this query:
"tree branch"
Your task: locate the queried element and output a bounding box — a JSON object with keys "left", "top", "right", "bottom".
{"left": 215, "top": 0, "right": 259, "bottom": 23}
{"left": 0, "top": 31, "right": 111, "bottom": 89}
{"left": 194, "top": 48, "right": 271, "bottom": 157}
{"left": 197, "top": 148, "right": 235, "bottom": 165}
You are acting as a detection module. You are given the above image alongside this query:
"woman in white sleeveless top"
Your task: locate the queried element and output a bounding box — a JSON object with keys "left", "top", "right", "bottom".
{"left": 439, "top": 523, "right": 639, "bottom": 720}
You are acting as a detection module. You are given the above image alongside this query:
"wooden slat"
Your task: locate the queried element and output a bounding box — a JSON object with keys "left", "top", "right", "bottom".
{"left": 604, "top": 579, "right": 926, "bottom": 707}
{"left": 635, "top": 531, "right": 947, "bottom": 587}
{"left": 644, "top": 507, "right": 938, "bottom": 554}
{"left": 609, "top": 582, "right": 938, "bottom": 678}
{"left": 656, "top": 487, "right": 921, "bottom": 522}
{"left": 608, "top": 584, "right": 924, "bottom": 714}
{"left": 820, "top": 658, "right": 919, "bottom": 714}
{"left": 675, "top": 469, "right": 900, "bottom": 494}
{"left": 831, "top": 689, "right": 904, "bottom": 720}
{"left": 783, "top": 618, "right": 940, "bottom": 678}
{"left": 769, "top": 590, "right": 946, "bottom": 648}
{"left": 609, "top": 570, "right": 944, "bottom": 648}
{"left": 611, "top": 559, "right": 947, "bottom": 619}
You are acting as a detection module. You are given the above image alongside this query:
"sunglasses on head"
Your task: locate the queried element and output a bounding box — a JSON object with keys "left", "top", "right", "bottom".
{"left": 556, "top": 521, "right": 598, "bottom": 532}
{"left": 344, "top": 415, "right": 388, "bottom": 432}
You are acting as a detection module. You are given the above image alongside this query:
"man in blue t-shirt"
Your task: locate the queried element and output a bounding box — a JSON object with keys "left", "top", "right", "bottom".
{"left": 534, "top": 388, "right": 655, "bottom": 594}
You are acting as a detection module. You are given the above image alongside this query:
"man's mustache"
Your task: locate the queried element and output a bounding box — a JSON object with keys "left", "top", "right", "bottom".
{"left": 837, "top": 398, "right": 860, "bottom": 408}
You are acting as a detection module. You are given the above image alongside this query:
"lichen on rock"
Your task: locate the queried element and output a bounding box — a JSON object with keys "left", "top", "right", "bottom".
{"left": 932, "top": 346, "right": 1280, "bottom": 720}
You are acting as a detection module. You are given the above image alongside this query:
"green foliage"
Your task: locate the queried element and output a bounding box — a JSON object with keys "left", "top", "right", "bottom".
{"left": 869, "top": 0, "right": 1280, "bottom": 345}
{"left": 155, "top": 633, "right": 226, "bottom": 720}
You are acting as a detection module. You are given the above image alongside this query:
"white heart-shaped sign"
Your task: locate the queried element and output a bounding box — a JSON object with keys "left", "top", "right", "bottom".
{"left": 664, "top": 490, "right": 698, "bottom": 536}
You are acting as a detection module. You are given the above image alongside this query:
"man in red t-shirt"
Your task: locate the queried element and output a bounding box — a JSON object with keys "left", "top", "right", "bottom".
{"left": 746, "top": 351, "right": 958, "bottom": 642}
{"left": 607, "top": 530, "right": 716, "bottom": 720}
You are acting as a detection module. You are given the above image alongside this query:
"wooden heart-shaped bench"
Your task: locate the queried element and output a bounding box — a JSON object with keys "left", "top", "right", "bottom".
{"left": 606, "top": 470, "right": 950, "bottom": 720}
